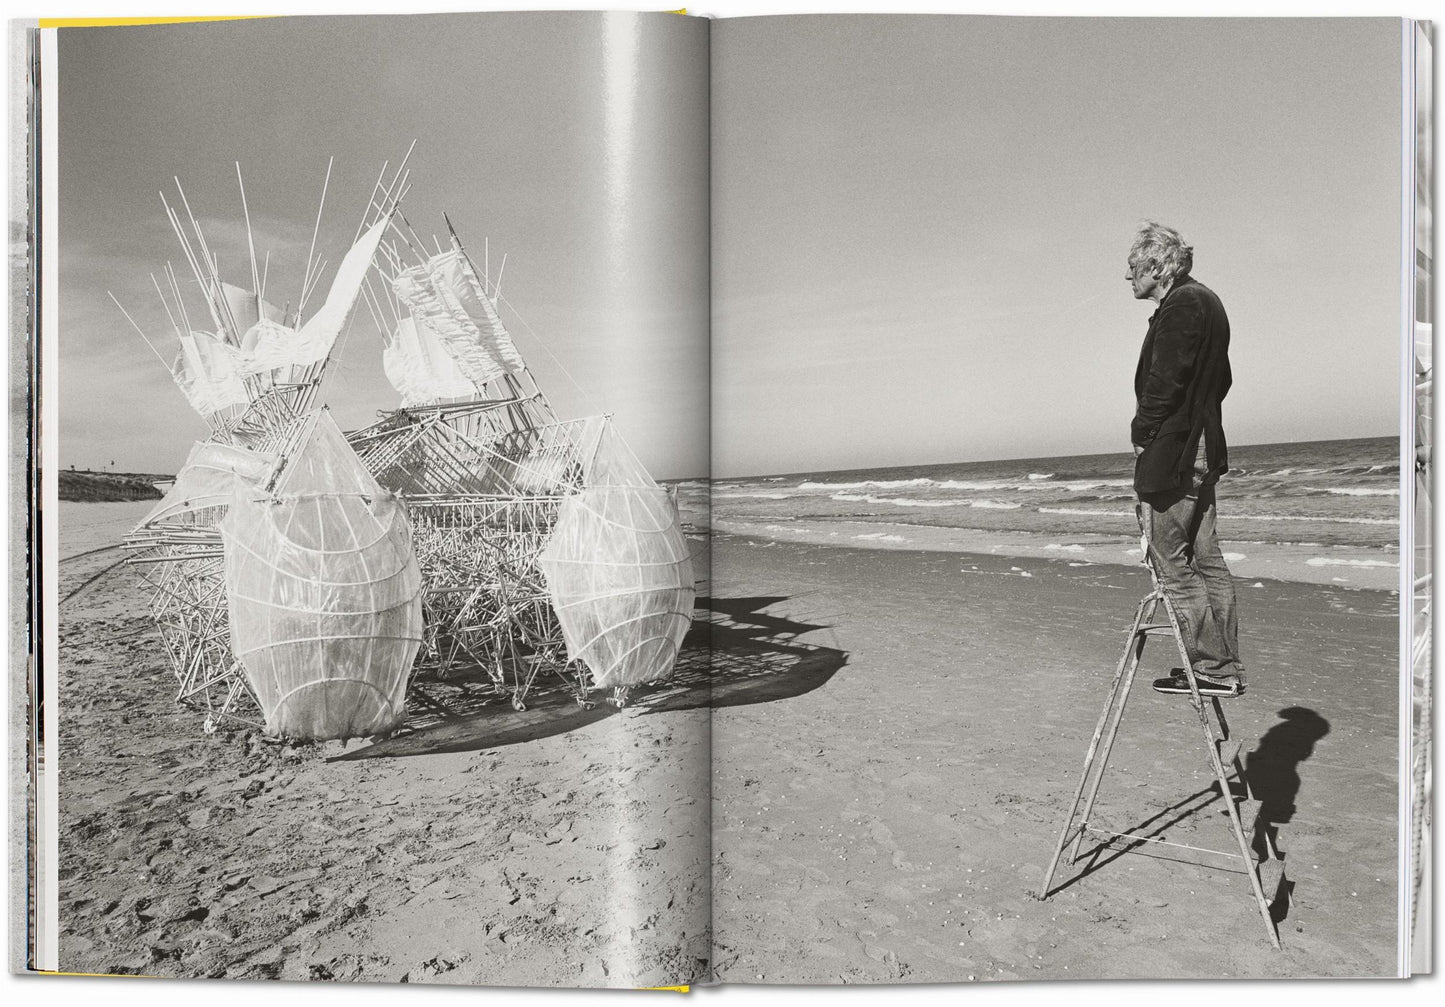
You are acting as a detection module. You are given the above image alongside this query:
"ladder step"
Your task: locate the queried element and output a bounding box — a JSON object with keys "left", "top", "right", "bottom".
{"left": 1234, "top": 796, "right": 1263, "bottom": 836}
{"left": 1216, "top": 737, "right": 1243, "bottom": 766}
{"left": 1137, "top": 623, "right": 1176, "bottom": 636}
{"left": 1257, "top": 859, "right": 1288, "bottom": 906}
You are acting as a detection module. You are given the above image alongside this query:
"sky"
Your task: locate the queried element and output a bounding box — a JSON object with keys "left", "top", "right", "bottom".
{"left": 51, "top": 13, "right": 1410, "bottom": 481}
{"left": 711, "top": 16, "right": 1408, "bottom": 476}
{"left": 55, "top": 11, "right": 710, "bottom": 478}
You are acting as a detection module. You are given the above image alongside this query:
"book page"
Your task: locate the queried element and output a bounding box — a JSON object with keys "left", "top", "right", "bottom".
{"left": 710, "top": 13, "right": 1414, "bottom": 982}
{"left": 31, "top": 10, "right": 711, "bottom": 988}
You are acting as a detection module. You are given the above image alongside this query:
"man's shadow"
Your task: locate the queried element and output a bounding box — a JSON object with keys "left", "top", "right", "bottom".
{"left": 1245, "top": 705, "right": 1331, "bottom": 862}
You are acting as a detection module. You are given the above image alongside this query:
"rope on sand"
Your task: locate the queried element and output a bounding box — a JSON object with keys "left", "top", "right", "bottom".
{"left": 59, "top": 557, "right": 128, "bottom": 606}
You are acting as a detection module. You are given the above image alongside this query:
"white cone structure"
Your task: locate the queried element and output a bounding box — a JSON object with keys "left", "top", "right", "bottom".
{"left": 538, "top": 421, "right": 695, "bottom": 690}
{"left": 220, "top": 410, "right": 424, "bottom": 740}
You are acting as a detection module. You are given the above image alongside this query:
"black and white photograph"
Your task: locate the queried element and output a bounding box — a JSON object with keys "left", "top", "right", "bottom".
{"left": 9, "top": 1, "right": 1434, "bottom": 997}
{"left": 707, "top": 14, "right": 1421, "bottom": 981}
{"left": 32, "top": 9, "right": 713, "bottom": 989}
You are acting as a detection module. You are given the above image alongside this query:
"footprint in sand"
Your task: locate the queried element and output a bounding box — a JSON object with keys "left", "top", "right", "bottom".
{"left": 863, "top": 818, "right": 914, "bottom": 872}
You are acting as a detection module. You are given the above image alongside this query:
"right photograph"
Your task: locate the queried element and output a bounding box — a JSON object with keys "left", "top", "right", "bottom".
{"left": 708, "top": 15, "right": 1415, "bottom": 981}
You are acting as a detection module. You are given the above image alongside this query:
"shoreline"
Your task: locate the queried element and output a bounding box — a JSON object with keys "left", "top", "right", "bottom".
{"left": 713, "top": 517, "right": 1400, "bottom": 592}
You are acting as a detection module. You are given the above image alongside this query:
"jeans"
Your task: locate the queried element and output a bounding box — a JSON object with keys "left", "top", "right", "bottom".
{"left": 1136, "top": 482, "right": 1245, "bottom": 683}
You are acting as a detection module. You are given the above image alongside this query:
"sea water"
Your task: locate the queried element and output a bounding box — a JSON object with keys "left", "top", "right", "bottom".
{"left": 698, "top": 436, "right": 1407, "bottom": 588}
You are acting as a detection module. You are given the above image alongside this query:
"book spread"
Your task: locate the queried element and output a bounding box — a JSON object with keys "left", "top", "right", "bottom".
{"left": 9, "top": 8, "right": 1435, "bottom": 990}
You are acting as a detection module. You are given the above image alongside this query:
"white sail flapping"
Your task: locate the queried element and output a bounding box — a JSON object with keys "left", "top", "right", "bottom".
{"left": 235, "top": 218, "right": 391, "bottom": 376}
{"left": 172, "top": 331, "right": 251, "bottom": 416}
{"left": 388, "top": 250, "right": 527, "bottom": 394}
{"left": 382, "top": 316, "right": 478, "bottom": 406}
{"left": 219, "top": 280, "right": 283, "bottom": 338}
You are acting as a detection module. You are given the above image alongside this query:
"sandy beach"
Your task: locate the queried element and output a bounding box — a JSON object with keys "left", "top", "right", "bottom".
{"left": 51, "top": 491, "right": 1404, "bottom": 987}
{"left": 709, "top": 532, "right": 1400, "bottom": 982}
{"left": 54, "top": 503, "right": 713, "bottom": 988}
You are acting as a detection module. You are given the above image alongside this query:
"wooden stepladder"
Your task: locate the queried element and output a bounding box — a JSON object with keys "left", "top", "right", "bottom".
{"left": 1037, "top": 543, "right": 1285, "bottom": 949}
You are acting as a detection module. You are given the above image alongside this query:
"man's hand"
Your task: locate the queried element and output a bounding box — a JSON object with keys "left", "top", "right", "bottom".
{"left": 1133, "top": 443, "right": 1144, "bottom": 457}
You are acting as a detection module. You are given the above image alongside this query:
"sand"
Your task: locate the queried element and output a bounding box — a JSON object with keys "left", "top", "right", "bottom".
{"left": 53, "top": 516, "right": 712, "bottom": 988}
{"left": 709, "top": 534, "right": 1400, "bottom": 981}
{"left": 51, "top": 505, "right": 1403, "bottom": 986}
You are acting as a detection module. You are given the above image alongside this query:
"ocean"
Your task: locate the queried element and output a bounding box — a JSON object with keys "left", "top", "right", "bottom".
{"left": 698, "top": 436, "right": 1407, "bottom": 589}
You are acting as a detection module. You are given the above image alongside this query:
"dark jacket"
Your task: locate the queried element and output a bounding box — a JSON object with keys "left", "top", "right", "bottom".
{"left": 1132, "top": 274, "right": 1232, "bottom": 495}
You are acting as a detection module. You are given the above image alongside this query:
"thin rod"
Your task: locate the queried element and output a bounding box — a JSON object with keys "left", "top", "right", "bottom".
{"left": 298, "top": 155, "right": 334, "bottom": 315}
{"left": 108, "top": 292, "right": 172, "bottom": 370}
{"left": 234, "top": 161, "right": 260, "bottom": 296}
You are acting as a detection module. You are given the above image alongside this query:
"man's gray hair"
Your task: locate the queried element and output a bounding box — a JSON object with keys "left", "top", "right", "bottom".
{"left": 1128, "top": 220, "right": 1193, "bottom": 284}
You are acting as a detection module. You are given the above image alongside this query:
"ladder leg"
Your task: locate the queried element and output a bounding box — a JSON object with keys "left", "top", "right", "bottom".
{"left": 1066, "top": 594, "right": 1160, "bottom": 867}
{"left": 1038, "top": 593, "right": 1154, "bottom": 898}
{"left": 1197, "top": 697, "right": 1282, "bottom": 948}
{"left": 1160, "top": 594, "right": 1282, "bottom": 949}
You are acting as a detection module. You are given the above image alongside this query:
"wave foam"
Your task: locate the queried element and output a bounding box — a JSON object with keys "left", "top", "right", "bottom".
{"left": 1302, "top": 486, "right": 1400, "bottom": 497}
{"left": 1304, "top": 557, "right": 1398, "bottom": 568}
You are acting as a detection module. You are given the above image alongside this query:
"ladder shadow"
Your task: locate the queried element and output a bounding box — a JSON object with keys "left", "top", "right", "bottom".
{"left": 1044, "top": 706, "right": 1330, "bottom": 921}
{"left": 1045, "top": 777, "right": 1242, "bottom": 897}
{"left": 328, "top": 594, "right": 846, "bottom": 760}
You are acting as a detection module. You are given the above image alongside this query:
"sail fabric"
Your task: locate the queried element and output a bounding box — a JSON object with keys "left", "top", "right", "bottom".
{"left": 382, "top": 316, "right": 478, "bottom": 406}
{"left": 572, "top": 415, "right": 659, "bottom": 489}
{"left": 220, "top": 409, "right": 423, "bottom": 740}
{"left": 172, "top": 330, "right": 251, "bottom": 417}
{"left": 219, "top": 281, "right": 283, "bottom": 339}
{"left": 235, "top": 218, "right": 390, "bottom": 376}
{"left": 136, "top": 440, "right": 278, "bottom": 529}
{"left": 390, "top": 250, "right": 527, "bottom": 391}
{"left": 537, "top": 485, "right": 695, "bottom": 689}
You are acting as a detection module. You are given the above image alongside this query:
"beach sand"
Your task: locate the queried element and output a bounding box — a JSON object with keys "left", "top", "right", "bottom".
{"left": 54, "top": 518, "right": 713, "bottom": 988}
{"left": 52, "top": 506, "right": 1402, "bottom": 985}
{"left": 709, "top": 533, "right": 1400, "bottom": 981}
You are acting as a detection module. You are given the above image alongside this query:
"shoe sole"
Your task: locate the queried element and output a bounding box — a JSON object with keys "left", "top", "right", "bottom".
{"left": 1151, "top": 677, "right": 1243, "bottom": 698}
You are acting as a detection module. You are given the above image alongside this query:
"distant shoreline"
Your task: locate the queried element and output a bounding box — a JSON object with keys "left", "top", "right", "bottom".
{"left": 58, "top": 470, "right": 170, "bottom": 503}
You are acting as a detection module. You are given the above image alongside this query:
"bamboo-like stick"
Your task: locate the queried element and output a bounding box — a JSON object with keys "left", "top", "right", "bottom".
{"left": 165, "top": 263, "right": 193, "bottom": 338}
{"left": 354, "top": 159, "right": 391, "bottom": 245}
{"left": 298, "top": 155, "right": 333, "bottom": 315}
{"left": 108, "top": 292, "right": 172, "bottom": 370}
{"left": 150, "top": 273, "right": 183, "bottom": 340}
{"left": 235, "top": 161, "right": 261, "bottom": 297}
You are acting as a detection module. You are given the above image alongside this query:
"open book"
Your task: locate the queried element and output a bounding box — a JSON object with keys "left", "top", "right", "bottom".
{"left": 12, "top": 9, "right": 1433, "bottom": 990}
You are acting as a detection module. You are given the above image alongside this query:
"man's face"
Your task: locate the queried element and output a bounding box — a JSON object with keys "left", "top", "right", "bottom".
{"left": 1126, "top": 258, "right": 1161, "bottom": 301}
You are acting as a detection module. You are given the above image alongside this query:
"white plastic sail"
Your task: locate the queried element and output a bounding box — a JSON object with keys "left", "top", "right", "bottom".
{"left": 382, "top": 316, "right": 477, "bottom": 406}
{"left": 537, "top": 418, "right": 695, "bottom": 690}
{"left": 220, "top": 410, "right": 424, "bottom": 740}
{"left": 172, "top": 331, "right": 251, "bottom": 416}
{"left": 219, "top": 280, "right": 283, "bottom": 338}
{"left": 136, "top": 440, "right": 278, "bottom": 528}
{"left": 389, "top": 249, "right": 527, "bottom": 392}
{"left": 235, "top": 218, "right": 391, "bottom": 376}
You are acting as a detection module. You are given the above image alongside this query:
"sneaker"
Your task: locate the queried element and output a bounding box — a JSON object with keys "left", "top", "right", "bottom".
{"left": 1151, "top": 669, "right": 1244, "bottom": 697}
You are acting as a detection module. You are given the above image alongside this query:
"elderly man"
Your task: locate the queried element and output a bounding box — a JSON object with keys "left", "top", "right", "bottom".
{"left": 1126, "top": 221, "right": 1245, "bottom": 697}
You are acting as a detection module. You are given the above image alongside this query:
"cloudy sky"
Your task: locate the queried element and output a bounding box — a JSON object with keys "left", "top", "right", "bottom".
{"left": 712, "top": 16, "right": 1407, "bottom": 476}
{"left": 52, "top": 13, "right": 1409, "bottom": 480}
{"left": 55, "top": 11, "right": 709, "bottom": 478}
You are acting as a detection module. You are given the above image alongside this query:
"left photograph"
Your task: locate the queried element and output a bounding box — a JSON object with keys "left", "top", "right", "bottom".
{"left": 38, "top": 12, "right": 712, "bottom": 987}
